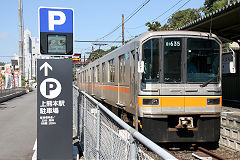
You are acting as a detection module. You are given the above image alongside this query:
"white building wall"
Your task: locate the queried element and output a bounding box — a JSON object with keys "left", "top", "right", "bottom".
{"left": 31, "top": 37, "right": 40, "bottom": 78}
{"left": 24, "top": 29, "right": 32, "bottom": 80}
{"left": 24, "top": 30, "right": 41, "bottom": 80}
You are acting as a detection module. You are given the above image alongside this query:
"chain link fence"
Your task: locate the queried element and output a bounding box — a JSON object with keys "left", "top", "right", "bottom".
{"left": 73, "top": 85, "right": 177, "bottom": 160}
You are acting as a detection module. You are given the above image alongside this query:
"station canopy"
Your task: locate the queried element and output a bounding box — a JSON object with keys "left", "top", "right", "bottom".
{"left": 178, "top": 1, "right": 240, "bottom": 43}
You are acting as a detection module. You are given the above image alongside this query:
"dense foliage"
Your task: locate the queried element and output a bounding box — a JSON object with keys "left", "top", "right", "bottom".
{"left": 145, "top": 0, "right": 238, "bottom": 31}
{"left": 145, "top": 8, "right": 201, "bottom": 31}
{"left": 203, "top": 0, "right": 238, "bottom": 14}
{"left": 0, "top": 62, "right": 5, "bottom": 66}
{"left": 167, "top": 8, "right": 201, "bottom": 30}
{"left": 87, "top": 46, "right": 118, "bottom": 61}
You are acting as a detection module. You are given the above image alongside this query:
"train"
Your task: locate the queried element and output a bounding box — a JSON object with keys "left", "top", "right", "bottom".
{"left": 77, "top": 31, "right": 222, "bottom": 144}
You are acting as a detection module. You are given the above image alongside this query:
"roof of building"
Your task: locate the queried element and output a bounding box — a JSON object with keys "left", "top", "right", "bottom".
{"left": 178, "top": 0, "right": 240, "bottom": 43}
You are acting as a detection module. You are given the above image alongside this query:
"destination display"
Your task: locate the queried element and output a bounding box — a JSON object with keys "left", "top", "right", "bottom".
{"left": 48, "top": 35, "right": 66, "bottom": 53}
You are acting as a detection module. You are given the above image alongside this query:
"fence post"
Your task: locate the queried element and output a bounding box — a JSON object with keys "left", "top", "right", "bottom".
{"left": 77, "top": 89, "right": 80, "bottom": 138}
{"left": 130, "top": 135, "right": 137, "bottom": 159}
{"left": 96, "top": 104, "right": 101, "bottom": 160}
{"left": 83, "top": 94, "right": 87, "bottom": 157}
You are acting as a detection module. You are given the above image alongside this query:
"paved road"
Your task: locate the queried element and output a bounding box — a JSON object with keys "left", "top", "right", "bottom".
{"left": 0, "top": 90, "right": 37, "bottom": 160}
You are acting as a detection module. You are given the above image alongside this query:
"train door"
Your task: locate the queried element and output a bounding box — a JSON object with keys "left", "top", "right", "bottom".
{"left": 130, "top": 50, "right": 137, "bottom": 110}
{"left": 102, "top": 62, "right": 105, "bottom": 99}
{"left": 160, "top": 37, "right": 185, "bottom": 112}
{"left": 92, "top": 67, "right": 94, "bottom": 95}
{"left": 118, "top": 54, "right": 125, "bottom": 105}
{"left": 88, "top": 68, "right": 91, "bottom": 94}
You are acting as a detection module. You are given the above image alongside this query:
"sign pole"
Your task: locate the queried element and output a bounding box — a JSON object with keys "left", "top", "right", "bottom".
{"left": 38, "top": 7, "right": 74, "bottom": 160}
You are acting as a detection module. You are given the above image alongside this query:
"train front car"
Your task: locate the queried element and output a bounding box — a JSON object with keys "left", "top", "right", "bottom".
{"left": 138, "top": 31, "right": 222, "bottom": 144}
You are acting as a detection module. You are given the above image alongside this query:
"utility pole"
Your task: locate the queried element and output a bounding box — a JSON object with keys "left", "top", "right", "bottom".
{"left": 122, "top": 14, "right": 124, "bottom": 46}
{"left": 18, "top": 0, "right": 24, "bottom": 76}
{"left": 91, "top": 44, "right": 94, "bottom": 61}
{"left": 93, "top": 43, "right": 107, "bottom": 60}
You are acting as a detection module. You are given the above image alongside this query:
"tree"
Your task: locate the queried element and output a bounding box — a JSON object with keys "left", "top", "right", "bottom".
{"left": 145, "top": 21, "right": 169, "bottom": 31}
{"left": 145, "top": 21, "right": 161, "bottom": 31}
{"left": 0, "top": 62, "right": 5, "bottom": 66}
{"left": 87, "top": 46, "right": 118, "bottom": 61}
{"left": 204, "top": 0, "right": 220, "bottom": 10}
{"left": 145, "top": 8, "right": 201, "bottom": 31}
{"left": 203, "top": 0, "right": 238, "bottom": 14}
{"left": 167, "top": 8, "right": 201, "bottom": 30}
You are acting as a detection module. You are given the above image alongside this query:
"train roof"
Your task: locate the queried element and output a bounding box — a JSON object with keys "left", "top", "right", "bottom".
{"left": 130, "top": 30, "right": 221, "bottom": 44}
{"left": 81, "top": 31, "right": 221, "bottom": 68}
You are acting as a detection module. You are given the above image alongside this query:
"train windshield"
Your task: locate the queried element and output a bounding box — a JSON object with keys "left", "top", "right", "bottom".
{"left": 142, "top": 38, "right": 159, "bottom": 82}
{"left": 164, "top": 38, "right": 182, "bottom": 82}
{"left": 187, "top": 38, "right": 220, "bottom": 83}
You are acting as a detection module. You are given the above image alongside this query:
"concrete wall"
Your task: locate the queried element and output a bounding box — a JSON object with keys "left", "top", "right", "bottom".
{"left": 0, "top": 88, "right": 26, "bottom": 103}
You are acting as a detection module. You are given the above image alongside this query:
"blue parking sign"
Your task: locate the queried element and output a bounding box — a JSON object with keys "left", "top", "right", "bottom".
{"left": 39, "top": 7, "right": 73, "bottom": 33}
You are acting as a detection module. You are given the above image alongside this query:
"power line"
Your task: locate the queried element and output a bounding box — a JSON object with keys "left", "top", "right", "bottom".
{"left": 122, "top": 0, "right": 192, "bottom": 43}
{"left": 125, "top": 29, "right": 135, "bottom": 39}
{"left": 97, "top": 0, "right": 150, "bottom": 41}
{"left": 160, "top": 0, "right": 192, "bottom": 23}
{"left": 127, "top": 0, "right": 193, "bottom": 30}
{"left": 124, "top": 0, "right": 150, "bottom": 25}
{"left": 127, "top": 0, "right": 184, "bottom": 29}
{"left": 113, "top": 35, "right": 122, "bottom": 43}
{"left": 0, "top": 56, "right": 15, "bottom": 57}
{"left": 152, "top": 0, "right": 184, "bottom": 22}
{"left": 75, "top": 40, "right": 122, "bottom": 43}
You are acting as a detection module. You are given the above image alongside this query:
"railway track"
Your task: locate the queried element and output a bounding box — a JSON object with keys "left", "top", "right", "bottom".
{"left": 138, "top": 142, "right": 240, "bottom": 159}
{"left": 170, "top": 147, "right": 226, "bottom": 160}
{"left": 169, "top": 146, "right": 240, "bottom": 160}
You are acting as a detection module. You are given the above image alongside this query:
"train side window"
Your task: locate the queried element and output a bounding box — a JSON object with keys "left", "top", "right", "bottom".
{"left": 93, "top": 67, "right": 95, "bottom": 83}
{"left": 81, "top": 72, "right": 82, "bottom": 83}
{"left": 82, "top": 72, "right": 83, "bottom": 83}
{"left": 79, "top": 73, "right": 82, "bottom": 83}
{"left": 96, "top": 65, "right": 100, "bottom": 83}
{"left": 82, "top": 71, "right": 85, "bottom": 82}
{"left": 142, "top": 38, "right": 159, "bottom": 82}
{"left": 164, "top": 38, "right": 182, "bottom": 83}
{"left": 119, "top": 54, "right": 126, "bottom": 84}
{"left": 102, "top": 62, "right": 105, "bottom": 83}
{"left": 108, "top": 59, "right": 115, "bottom": 82}
{"left": 89, "top": 68, "right": 92, "bottom": 82}
{"left": 83, "top": 71, "right": 84, "bottom": 83}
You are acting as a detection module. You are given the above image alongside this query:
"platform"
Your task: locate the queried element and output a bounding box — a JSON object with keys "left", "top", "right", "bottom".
{"left": 220, "top": 106, "right": 240, "bottom": 151}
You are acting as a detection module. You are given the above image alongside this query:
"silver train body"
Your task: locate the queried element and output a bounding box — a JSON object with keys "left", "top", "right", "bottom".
{"left": 77, "top": 31, "right": 222, "bottom": 143}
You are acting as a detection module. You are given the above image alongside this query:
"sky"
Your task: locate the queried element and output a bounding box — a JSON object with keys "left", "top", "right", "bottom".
{"left": 0, "top": 0, "right": 204, "bottom": 62}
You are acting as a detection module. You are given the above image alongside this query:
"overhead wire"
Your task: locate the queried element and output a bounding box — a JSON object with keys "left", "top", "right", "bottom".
{"left": 127, "top": 0, "right": 184, "bottom": 29}
{"left": 123, "top": 0, "right": 192, "bottom": 46}
{"left": 108, "top": 35, "right": 122, "bottom": 48}
{"left": 96, "top": 0, "right": 150, "bottom": 41}
{"left": 94, "top": 0, "right": 192, "bottom": 53}
{"left": 160, "top": 0, "right": 192, "bottom": 23}
{"left": 125, "top": 28, "right": 135, "bottom": 40}
{"left": 152, "top": 0, "right": 184, "bottom": 22}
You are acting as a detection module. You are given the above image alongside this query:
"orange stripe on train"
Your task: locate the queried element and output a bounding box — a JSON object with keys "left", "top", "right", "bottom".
{"left": 78, "top": 83, "right": 130, "bottom": 94}
{"left": 138, "top": 96, "right": 222, "bottom": 107}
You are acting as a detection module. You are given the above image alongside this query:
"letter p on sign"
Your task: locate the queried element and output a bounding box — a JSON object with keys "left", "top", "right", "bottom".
{"left": 48, "top": 11, "right": 66, "bottom": 31}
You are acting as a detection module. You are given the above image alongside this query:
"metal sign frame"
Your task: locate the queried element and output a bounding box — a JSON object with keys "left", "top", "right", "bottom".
{"left": 38, "top": 6, "right": 74, "bottom": 56}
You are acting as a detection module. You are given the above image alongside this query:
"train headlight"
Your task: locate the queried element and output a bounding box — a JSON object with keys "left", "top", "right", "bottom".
{"left": 207, "top": 98, "right": 220, "bottom": 105}
{"left": 142, "top": 98, "right": 159, "bottom": 105}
